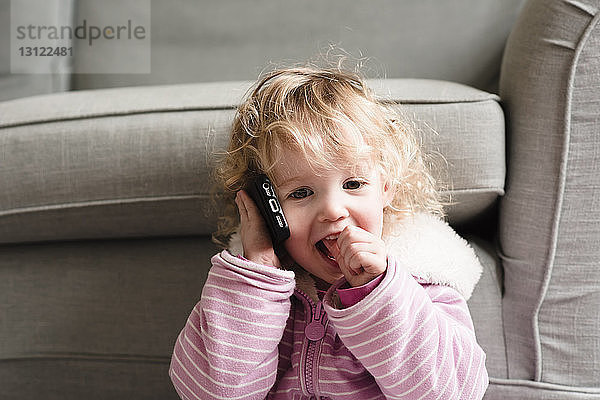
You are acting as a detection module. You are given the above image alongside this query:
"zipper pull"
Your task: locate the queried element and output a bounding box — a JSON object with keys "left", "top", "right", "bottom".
{"left": 304, "top": 301, "right": 325, "bottom": 341}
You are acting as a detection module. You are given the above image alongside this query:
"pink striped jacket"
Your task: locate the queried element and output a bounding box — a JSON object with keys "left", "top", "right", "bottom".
{"left": 170, "top": 213, "right": 489, "bottom": 399}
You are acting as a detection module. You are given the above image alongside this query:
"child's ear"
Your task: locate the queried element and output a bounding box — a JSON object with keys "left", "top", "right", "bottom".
{"left": 382, "top": 178, "right": 394, "bottom": 207}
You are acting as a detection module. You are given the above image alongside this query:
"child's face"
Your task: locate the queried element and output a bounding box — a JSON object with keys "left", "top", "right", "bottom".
{"left": 273, "top": 146, "right": 392, "bottom": 284}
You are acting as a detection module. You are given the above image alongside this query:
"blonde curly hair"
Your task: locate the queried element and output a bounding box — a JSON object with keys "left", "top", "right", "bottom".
{"left": 213, "top": 65, "right": 444, "bottom": 246}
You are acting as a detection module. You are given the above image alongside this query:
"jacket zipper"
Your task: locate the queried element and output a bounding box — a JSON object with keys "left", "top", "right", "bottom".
{"left": 294, "top": 289, "right": 327, "bottom": 399}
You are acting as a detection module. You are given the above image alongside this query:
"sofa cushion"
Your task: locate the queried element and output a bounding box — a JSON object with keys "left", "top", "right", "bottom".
{"left": 0, "top": 79, "right": 504, "bottom": 243}
{"left": 0, "top": 236, "right": 218, "bottom": 400}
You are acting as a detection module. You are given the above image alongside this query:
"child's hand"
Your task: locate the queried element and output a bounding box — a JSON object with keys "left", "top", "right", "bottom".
{"left": 325, "top": 226, "right": 387, "bottom": 287}
{"left": 235, "top": 190, "right": 280, "bottom": 268}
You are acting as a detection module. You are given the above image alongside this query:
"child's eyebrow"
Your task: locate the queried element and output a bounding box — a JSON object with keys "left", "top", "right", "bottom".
{"left": 276, "top": 175, "right": 303, "bottom": 188}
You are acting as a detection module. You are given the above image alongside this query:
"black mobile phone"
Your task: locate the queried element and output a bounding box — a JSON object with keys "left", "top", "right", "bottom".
{"left": 246, "top": 174, "right": 290, "bottom": 248}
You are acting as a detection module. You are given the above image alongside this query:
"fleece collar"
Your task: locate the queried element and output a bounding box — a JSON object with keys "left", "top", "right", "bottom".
{"left": 227, "top": 213, "right": 482, "bottom": 300}
{"left": 382, "top": 213, "right": 482, "bottom": 300}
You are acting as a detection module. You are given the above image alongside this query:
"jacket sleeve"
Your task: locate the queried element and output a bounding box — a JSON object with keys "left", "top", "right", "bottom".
{"left": 169, "top": 250, "right": 295, "bottom": 400}
{"left": 323, "top": 255, "right": 489, "bottom": 400}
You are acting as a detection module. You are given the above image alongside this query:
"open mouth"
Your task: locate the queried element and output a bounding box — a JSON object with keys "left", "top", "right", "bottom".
{"left": 316, "top": 237, "right": 338, "bottom": 262}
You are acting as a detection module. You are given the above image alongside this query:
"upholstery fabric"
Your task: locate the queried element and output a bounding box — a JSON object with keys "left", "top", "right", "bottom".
{"left": 0, "top": 79, "right": 504, "bottom": 244}
{"left": 486, "top": 380, "right": 600, "bottom": 399}
{"left": 467, "top": 238, "right": 507, "bottom": 380}
{"left": 70, "top": 0, "right": 524, "bottom": 93}
{"left": 0, "top": 236, "right": 218, "bottom": 399}
{"left": 499, "top": 0, "right": 600, "bottom": 391}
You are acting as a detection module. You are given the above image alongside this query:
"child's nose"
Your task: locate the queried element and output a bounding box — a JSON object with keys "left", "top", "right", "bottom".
{"left": 318, "top": 196, "right": 350, "bottom": 222}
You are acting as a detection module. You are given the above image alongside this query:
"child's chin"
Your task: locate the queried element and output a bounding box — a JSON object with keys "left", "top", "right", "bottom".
{"left": 316, "top": 263, "right": 344, "bottom": 285}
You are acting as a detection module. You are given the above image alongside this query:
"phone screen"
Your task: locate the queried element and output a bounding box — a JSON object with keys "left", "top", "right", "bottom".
{"left": 246, "top": 174, "right": 290, "bottom": 247}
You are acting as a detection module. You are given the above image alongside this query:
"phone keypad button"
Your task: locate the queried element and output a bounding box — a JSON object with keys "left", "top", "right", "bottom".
{"left": 269, "top": 198, "right": 280, "bottom": 212}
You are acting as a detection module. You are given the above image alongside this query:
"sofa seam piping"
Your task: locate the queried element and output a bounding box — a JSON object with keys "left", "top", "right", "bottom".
{"left": 489, "top": 377, "right": 600, "bottom": 395}
{"left": 0, "top": 194, "right": 209, "bottom": 218}
{"left": 0, "top": 98, "right": 499, "bottom": 130}
{"left": 0, "top": 106, "right": 238, "bottom": 129}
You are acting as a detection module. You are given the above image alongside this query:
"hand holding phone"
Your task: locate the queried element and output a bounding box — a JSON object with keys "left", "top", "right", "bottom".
{"left": 234, "top": 174, "right": 289, "bottom": 267}
{"left": 245, "top": 174, "right": 290, "bottom": 248}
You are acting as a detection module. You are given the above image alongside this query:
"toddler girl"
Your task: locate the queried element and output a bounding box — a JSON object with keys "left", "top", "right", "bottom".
{"left": 170, "top": 66, "right": 489, "bottom": 399}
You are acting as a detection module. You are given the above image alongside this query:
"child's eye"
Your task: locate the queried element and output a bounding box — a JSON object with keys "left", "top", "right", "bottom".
{"left": 289, "top": 188, "right": 313, "bottom": 199}
{"left": 343, "top": 180, "right": 365, "bottom": 190}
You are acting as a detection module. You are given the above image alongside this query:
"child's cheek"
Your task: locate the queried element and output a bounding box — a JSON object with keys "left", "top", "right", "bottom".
{"left": 286, "top": 214, "right": 308, "bottom": 243}
{"left": 282, "top": 204, "right": 306, "bottom": 229}
{"left": 281, "top": 208, "right": 304, "bottom": 247}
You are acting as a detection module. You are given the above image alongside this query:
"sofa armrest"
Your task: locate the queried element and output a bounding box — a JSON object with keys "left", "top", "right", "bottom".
{"left": 499, "top": 0, "right": 600, "bottom": 391}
